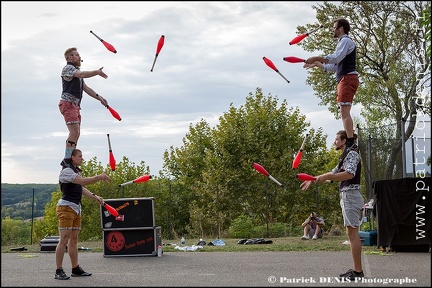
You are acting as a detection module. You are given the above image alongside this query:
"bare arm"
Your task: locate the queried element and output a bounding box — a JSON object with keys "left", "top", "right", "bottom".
{"left": 73, "top": 67, "right": 108, "bottom": 79}
{"left": 300, "top": 171, "right": 353, "bottom": 191}
{"left": 83, "top": 83, "right": 108, "bottom": 106}
{"left": 314, "top": 218, "right": 325, "bottom": 227}
{"left": 301, "top": 216, "right": 312, "bottom": 227}
{"left": 315, "top": 171, "right": 353, "bottom": 183}
{"left": 72, "top": 172, "right": 111, "bottom": 186}
{"left": 81, "top": 187, "right": 104, "bottom": 205}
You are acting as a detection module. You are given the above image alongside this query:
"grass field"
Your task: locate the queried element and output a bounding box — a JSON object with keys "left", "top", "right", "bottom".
{"left": 2, "top": 235, "right": 382, "bottom": 253}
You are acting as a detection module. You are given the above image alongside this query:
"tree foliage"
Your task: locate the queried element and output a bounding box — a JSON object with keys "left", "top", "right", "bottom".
{"left": 1, "top": 217, "right": 32, "bottom": 245}
{"left": 420, "top": 8, "right": 431, "bottom": 59}
{"left": 161, "top": 87, "right": 344, "bottom": 238}
{"left": 1, "top": 184, "right": 57, "bottom": 219}
{"left": 298, "top": 1, "right": 431, "bottom": 180}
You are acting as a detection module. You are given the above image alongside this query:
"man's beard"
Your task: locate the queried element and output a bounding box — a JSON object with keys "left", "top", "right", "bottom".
{"left": 335, "top": 145, "right": 343, "bottom": 151}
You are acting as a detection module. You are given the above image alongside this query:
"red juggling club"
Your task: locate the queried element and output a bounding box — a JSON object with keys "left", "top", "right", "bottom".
{"left": 289, "top": 25, "right": 323, "bottom": 45}
{"left": 106, "top": 105, "right": 122, "bottom": 121}
{"left": 292, "top": 134, "right": 309, "bottom": 169}
{"left": 252, "top": 162, "right": 283, "bottom": 187}
{"left": 263, "top": 57, "right": 290, "bottom": 84}
{"left": 296, "top": 173, "right": 333, "bottom": 183}
{"left": 283, "top": 56, "right": 306, "bottom": 63}
{"left": 93, "top": 193, "right": 119, "bottom": 217}
{"left": 90, "top": 30, "right": 117, "bottom": 53}
{"left": 150, "top": 35, "right": 165, "bottom": 72}
{"left": 297, "top": 173, "right": 317, "bottom": 181}
{"left": 107, "top": 134, "right": 116, "bottom": 171}
{"left": 104, "top": 203, "right": 119, "bottom": 217}
{"left": 119, "top": 174, "right": 152, "bottom": 187}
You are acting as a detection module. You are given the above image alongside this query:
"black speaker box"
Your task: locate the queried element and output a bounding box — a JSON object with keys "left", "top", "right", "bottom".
{"left": 103, "top": 227, "right": 162, "bottom": 257}
{"left": 100, "top": 197, "right": 155, "bottom": 229}
{"left": 39, "top": 236, "right": 67, "bottom": 252}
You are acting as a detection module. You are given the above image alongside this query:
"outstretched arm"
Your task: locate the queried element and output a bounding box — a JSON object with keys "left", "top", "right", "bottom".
{"left": 82, "top": 188, "right": 104, "bottom": 205}
{"left": 315, "top": 171, "right": 353, "bottom": 183}
{"left": 73, "top": 67, "right": 108, "bottom": 79}
{"left": 83, "top": 83, "right": 108, "bottom": 106}
{"left": 73, "top": 171, "right": 111, "bottom": 186}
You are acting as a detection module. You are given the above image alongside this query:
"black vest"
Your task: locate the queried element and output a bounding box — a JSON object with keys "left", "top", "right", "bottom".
{"left": 59, "top": 166, "right": 83, "bottom": 205}
{"left": 337, "top": 152, "right": 361, "bottom": 190}
{"left": 62, "top": 62, "right": 83, "bottom": 102}
{"left": 336, "top": 37, "right": 356, "bottom": 83}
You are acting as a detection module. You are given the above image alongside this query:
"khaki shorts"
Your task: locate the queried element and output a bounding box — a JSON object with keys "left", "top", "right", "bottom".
{"left": 337, "top": 74, "right": 359, "bottom": 104}
{"left": 56, "top": 205, "right": 81, "bottom": 230}
{"left": 59, "top": 100, "right": 81, "bottom": 125}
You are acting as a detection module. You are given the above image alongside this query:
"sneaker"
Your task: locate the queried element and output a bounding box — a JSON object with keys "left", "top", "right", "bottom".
{"left": 339, "top": 269, "right": 364, "bottom": 281}
{"left": 301, "top": 235, "right": 310, "bottom": 240}
{"left": 55, "top": 268, "right": 70, "bottom": 280}
{"left": 60, "top": 158, "right": 72, "bottom": 169}
{"left": 339, "top": 269, "right": 353, "bottom": 277}
{"left": 312, "top": 235, "right": 318, "bottom": 240}
{"left": 71, "top": 265, "right": 92, "bottom": 277}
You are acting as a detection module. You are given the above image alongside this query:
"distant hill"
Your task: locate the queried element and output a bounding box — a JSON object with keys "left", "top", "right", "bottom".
{"left": 1, "top": 183, "right": 58, "bottom": 220}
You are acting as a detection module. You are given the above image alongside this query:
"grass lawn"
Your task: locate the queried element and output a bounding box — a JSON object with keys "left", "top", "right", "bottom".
{"left": 2, "top": 235, "right": 382, "bottom": 253}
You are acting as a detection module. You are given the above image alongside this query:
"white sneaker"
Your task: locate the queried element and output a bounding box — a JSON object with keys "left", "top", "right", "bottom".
{"left": 301, "top": 235, "right": 310, "bottom": 240}
{"left": 312, "top": 235, "right": 318, "bottom": 240}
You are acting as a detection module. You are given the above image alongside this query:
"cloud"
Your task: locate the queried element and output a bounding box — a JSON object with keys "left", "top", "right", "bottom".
{"left": 2, "top": 1, "right": 351, "bottom": 183}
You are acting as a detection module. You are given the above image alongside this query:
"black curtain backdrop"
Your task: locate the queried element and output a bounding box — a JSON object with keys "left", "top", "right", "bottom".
{"left": 373, "top": 177, "right": 431, "bottom": 248}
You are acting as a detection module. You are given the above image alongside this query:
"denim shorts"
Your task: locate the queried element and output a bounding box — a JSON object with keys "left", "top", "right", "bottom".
{"left": 339, "top": 190, "right": 364, "bottom": 228}
{"left": 56, "top": 205, "right": 81, "bottom": 230}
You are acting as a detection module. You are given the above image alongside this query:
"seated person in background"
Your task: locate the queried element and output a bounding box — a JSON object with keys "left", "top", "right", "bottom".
{"left": 301, "top": 212, "right": 325, "bottom": 240}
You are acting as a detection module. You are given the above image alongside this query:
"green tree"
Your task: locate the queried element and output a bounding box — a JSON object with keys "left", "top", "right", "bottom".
{"left": 1, "top": 217, "right": 31, "bottom": 245}
{"left": 162, "top": 88, "right": 342, "bottom": 237}
{"left": 420, "top": 8, "right": 431, "bottom": 59}
{"left": 161, "top": 119, "right": 214, "bottom": 237}
{"left": 299, "top": 1, "right": 431, "bottom": 181}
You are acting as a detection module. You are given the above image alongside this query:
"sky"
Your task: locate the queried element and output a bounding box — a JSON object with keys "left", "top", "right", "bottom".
{"left": 2, "top": 1, "right": 428, "bottom": 184}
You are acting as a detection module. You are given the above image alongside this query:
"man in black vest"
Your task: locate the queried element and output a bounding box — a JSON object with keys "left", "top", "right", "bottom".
{"left": 303, "top": 18, "right": 360, "bottom": 157}
{"left": 58, "top": 47, "right": 109, "bottom": 168}
{"left": 55, "top": 148, "right": 110, "bottom": 280}
{"left": 300, "top": 130, "right": 364, "bottom": 281}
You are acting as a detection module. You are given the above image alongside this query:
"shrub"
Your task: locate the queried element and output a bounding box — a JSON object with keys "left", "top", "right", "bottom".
{"left": 228, "top": 215, "right": 254, "bottom": 238}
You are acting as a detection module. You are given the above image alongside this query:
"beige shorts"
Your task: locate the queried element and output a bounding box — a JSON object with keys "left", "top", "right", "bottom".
{"left": 56, "top": 205, "right": 81, "bottom": 230}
